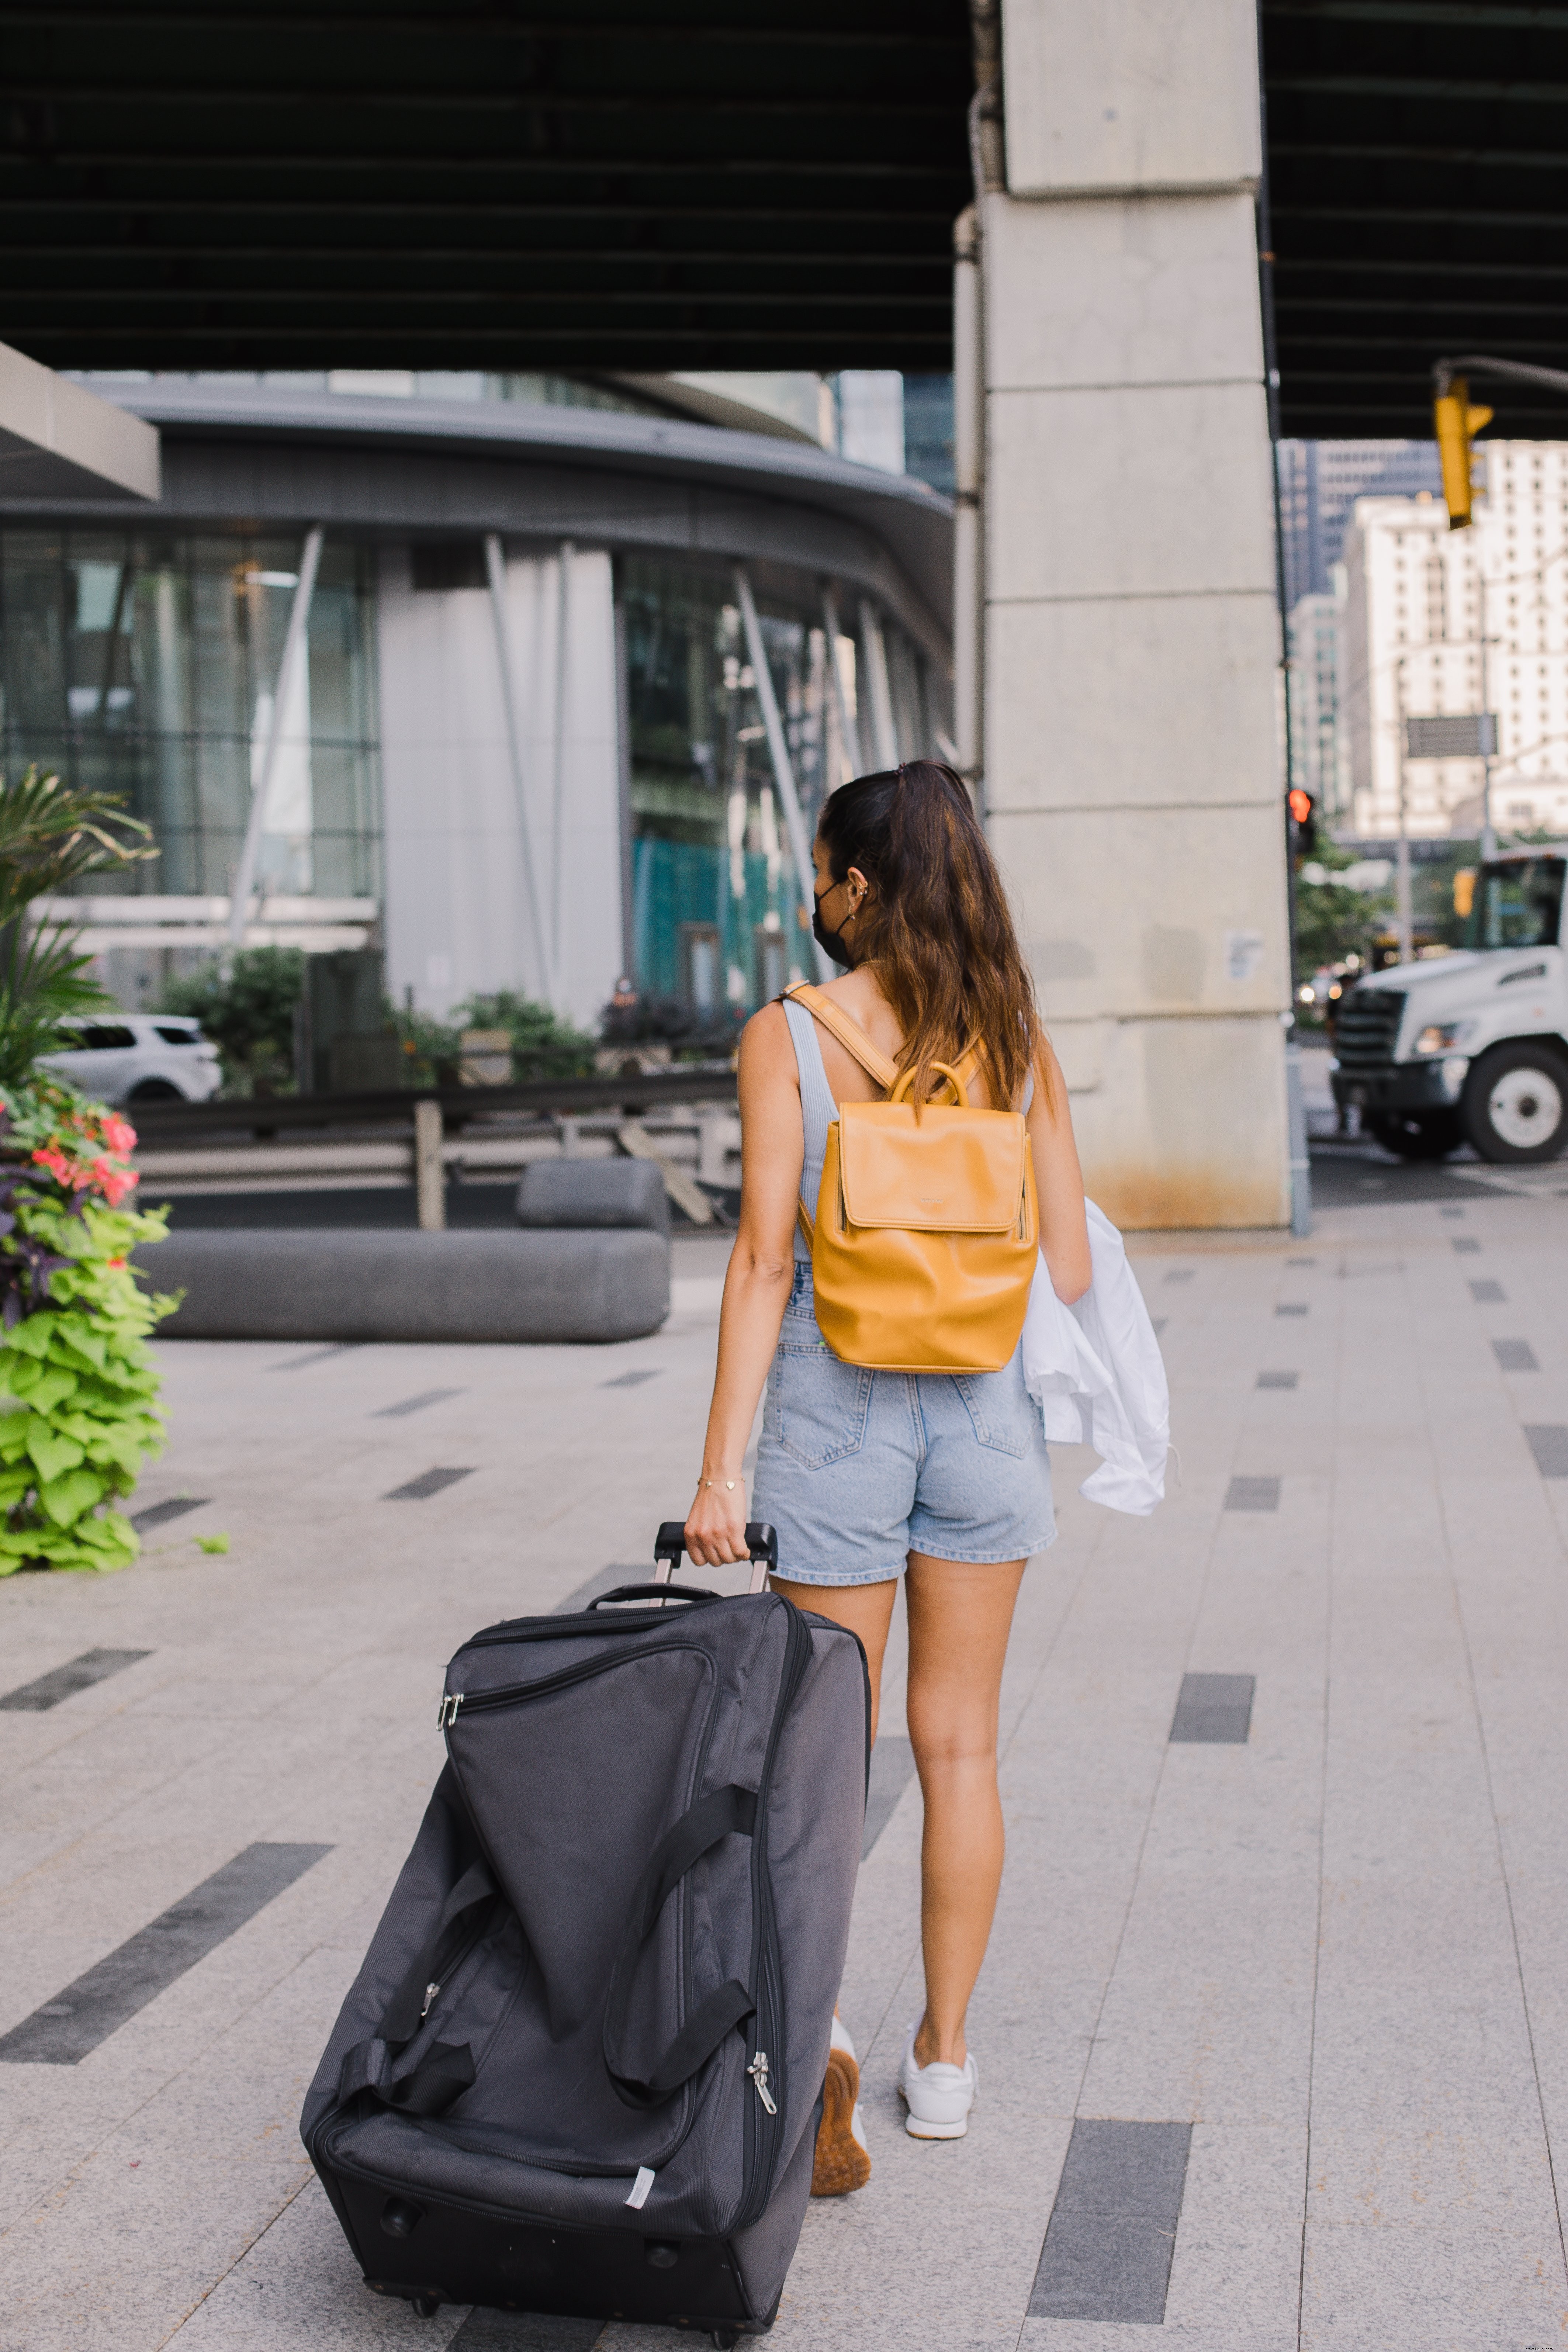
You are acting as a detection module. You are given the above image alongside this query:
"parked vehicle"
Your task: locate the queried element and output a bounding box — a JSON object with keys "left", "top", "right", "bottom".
{"left": 1330, "top": 850, "right": 1568, "bottom": 1161}
{"left": 38, "top": 1014, "right": 222, "bottom": 1106}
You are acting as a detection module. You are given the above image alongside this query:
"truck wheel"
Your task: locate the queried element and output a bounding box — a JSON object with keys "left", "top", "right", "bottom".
{"left": 1462, "top": 1044, "right": 1568, "bottom": 1163}
{"left": 1365, "top": 1110, "right": 1460, "bottom": 1161}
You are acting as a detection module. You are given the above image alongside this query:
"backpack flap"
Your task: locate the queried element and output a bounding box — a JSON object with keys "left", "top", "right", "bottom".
{"left": 835, "top": 1099, "right": 1029, "bottom": 1235}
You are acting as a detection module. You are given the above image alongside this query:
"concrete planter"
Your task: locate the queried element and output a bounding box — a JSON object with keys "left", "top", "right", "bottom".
{"left": 141, "top": 1227, "right": 669, "bottom": 1344}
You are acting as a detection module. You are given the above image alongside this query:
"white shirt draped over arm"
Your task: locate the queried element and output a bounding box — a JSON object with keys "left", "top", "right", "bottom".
{"left": 1019, "top": 1201, "right": 1170, "bottom": 1516}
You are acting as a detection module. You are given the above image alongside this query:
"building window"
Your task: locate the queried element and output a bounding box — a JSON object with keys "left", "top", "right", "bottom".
{"left": 617, "top": 557, "right": 944, "bottom": 1020}
{"left": 0, "top": 530, "right": 380, "bottom": 900}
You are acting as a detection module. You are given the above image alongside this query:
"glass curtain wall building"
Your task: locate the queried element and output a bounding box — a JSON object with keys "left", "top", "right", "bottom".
{"left": 621, "top": 558, "right": 943, "bottom": 1013}
{"left": 0, "top": 378, "right": 953, "bottom": 1027}
{"left": 0, "top": 532, "right": 379, "bottom": 901}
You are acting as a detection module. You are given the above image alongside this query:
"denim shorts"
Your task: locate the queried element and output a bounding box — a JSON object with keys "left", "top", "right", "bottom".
{"left": 751, "top": 1263, "right": 1056, "bottom": 1585}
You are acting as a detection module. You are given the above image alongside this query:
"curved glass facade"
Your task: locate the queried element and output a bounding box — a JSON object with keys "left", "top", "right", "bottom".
{"left": 622, "top": 555, "right": 948, "bottom": 1012}
{"left": 0, "top": 457, "right": 950, "bottom": 1022}
{"left": 0, "top": 529, "right": 379, "bottom": 899}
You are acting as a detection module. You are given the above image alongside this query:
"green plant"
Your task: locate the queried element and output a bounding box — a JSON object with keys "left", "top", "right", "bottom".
{"left": 599, "top": 990, "right": 740, "bottom": 1061}
{"left": 389, "top": 1003, "right": 463, "bottom": 1089}
{"left": 1294, "top": 843, "right": 1395, "bottom": 985}
{"left": 0, "top": 766, "right": 155, "bottom": 1088}
{"left": 159, "top": 945, "right": 305, "bottom": 1093}
{"left": 0, "top": 1077, "right": 175, "bottom": 1575}
{"left": 456, "top": 991, "right": 597, "bottom": 1081}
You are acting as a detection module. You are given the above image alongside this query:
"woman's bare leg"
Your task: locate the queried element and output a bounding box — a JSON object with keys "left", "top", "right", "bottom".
{"left": 769, "top": 1575, "right": 899, "bottom": 1743}
{"left": 904, "top": 1553, "right": 1026, "bottom": 2069}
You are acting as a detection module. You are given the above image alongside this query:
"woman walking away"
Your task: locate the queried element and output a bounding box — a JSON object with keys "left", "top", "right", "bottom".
{"left": 685, "top": 760, "right": 1090, "bottom": 2195}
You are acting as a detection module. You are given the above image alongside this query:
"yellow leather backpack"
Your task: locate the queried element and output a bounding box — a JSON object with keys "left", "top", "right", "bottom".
{"left": 786, "top": 983, "right": 1038, "bottom": 1375}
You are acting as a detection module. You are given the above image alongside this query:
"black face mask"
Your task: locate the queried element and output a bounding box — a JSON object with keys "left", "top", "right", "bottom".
{"left": 812, "top": 885, "right": 856, "bottom": 969}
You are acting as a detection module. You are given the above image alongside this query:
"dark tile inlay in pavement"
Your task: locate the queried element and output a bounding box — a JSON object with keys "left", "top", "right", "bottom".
{"left": 1257, "top": 1370, "right": 1298, "bottom": 1389}
{"left": 1470, "top": 1279, "right": 1506, "bottom": 1303}
{"left": 1275, "top": 1303, "right": 1308, "bottom": 1317}
{"left": 1164, "top": 1270, "right": 1194, "bottom": 1284}
{"left": 374, "top": 1388, "right": 465, "bottom": 1418}
{"left": 1494, "top": 1339, "right": 1540, "bottom": 1372}
{"left": 1287, "top": 1255, "right": 1316, "bottom": 1266}
{"left": 1452, "top": 1236, "right": 1482, "bottom": 1255}
{"left": 450, "top": 2309, "right": 602, "bottom": 2349}
{"left": 602, "top": 1369, "right": 663, "bottom": 1388}
{"left": 1225, "top": 1476, "right": 1280, "bottom": 1511}
{"left": 384, "top": 1467, "right": 476, "bottom": 1500}
{"left": 1030, "top": 2118, "right": 1193, "bottom": 2324}
{"left": 1525, "top": 1426, "right": 1568, "bottom": 1478}
{"left": 271, "top": 1344, "right": 362, "bottom": 1371}
{"left": 1151, "top": 1318, "right": 1167, "bottom": 1336}
{"left": 1441, "top": 1206, "right": 1465, "bottom": 1218}
{"left": 1170, "top": 1672, "right": 1254, "bottom": 1744}
{"left": 0, "top": 1648, "right": 151, "bottom": 1713}
{"left": 131, "top": 1496, "right": 212, "bottom": 1533}
{"left": 863, "top": 1734, "right": 917, "bottom": 1858}
{"left": 0, "top": 1843, "right": 330, "bottom": 2065}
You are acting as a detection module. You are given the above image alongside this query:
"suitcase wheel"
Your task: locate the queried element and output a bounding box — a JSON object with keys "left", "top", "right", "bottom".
{"left": 711, "top": 2334, "right": 740, "bottom": 2349}
{"left": 411, "top": 2295, "right": 442, "bottom": 2318}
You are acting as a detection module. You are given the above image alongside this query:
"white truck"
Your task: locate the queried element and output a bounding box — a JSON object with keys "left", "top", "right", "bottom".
{"left": 1330, "top": 850, "right": 1568, "bottom": 1162}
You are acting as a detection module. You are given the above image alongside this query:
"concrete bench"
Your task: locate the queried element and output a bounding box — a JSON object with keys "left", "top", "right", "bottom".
{"left": 516, "top": 1158, "right": 669, "bottom": 1232}
{"left": 139, "top": 1226, "right": 669, "bottom": 1344}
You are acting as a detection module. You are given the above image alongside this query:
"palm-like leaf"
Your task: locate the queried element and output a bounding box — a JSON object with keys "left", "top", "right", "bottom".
{"left": 0, "top": 769, "right": 159, "bottom": 1086}
{"left": 0, "top": 767, "right": 155, "bottom": 931}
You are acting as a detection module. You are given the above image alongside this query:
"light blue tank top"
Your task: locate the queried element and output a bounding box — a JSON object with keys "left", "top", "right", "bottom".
{"left": 782, "top": 995, "right": 1032, "bottom": 1262}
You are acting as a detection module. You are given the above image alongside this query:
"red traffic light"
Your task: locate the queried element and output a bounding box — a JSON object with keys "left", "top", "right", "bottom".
{"left": 1288, "top": 787, "right": 1314, "bottom": 826}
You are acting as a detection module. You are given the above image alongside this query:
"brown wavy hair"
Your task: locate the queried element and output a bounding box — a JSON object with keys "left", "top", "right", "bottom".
{"left": 816, "top": 759, "right": 1043, "bottom": 1113}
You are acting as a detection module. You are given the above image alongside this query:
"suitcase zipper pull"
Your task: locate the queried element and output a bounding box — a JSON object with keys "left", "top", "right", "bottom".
{"left": 747, "top": 2051, "right": 778, "bottom": 2116}
{"left": 436, "top": 1692, "right": 464, "bottom": 1728}
{"left": 420, "top": 1980, "right": 440, "bottom": 2019}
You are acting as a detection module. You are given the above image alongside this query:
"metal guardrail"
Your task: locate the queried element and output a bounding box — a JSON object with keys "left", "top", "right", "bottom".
{"left": 125, "top": 1065, "right": 740, "bottom": 1146}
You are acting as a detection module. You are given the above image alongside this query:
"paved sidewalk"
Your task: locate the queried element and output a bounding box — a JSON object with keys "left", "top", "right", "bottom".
{"left": 4, "top": 1194, "right": 1568, "bottom": 2350}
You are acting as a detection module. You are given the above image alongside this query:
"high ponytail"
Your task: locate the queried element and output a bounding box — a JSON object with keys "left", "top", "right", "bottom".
{"left": 816, "top": 759, "right": 1042, "bottom": 1113}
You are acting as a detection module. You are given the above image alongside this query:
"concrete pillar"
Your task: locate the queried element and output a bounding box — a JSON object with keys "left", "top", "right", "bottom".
{"left": 984, "top": 0, "right": 1290, "bottom": 1229}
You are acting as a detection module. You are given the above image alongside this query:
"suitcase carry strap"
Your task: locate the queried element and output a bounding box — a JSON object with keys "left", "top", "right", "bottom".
{"left": 339, "top": 1834, "right": 501, "bottom": 2117}
{"left": 603, "top": 1782, "right": 760, "bottom": 2111}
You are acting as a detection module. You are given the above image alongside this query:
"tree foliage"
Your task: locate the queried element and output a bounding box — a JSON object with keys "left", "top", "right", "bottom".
{"left": 1294, "top": 843, "right": 1394, "bottom": 982}
{"left": 390, "top": 990, "right": 599, "bottom": 1086}
{"left": 159, "top": 946, "right": 305, "bottom": 1093}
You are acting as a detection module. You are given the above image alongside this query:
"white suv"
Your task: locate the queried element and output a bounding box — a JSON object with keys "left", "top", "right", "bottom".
{"left": 39, "top": 1015, "right": 223, "bottom": 1106}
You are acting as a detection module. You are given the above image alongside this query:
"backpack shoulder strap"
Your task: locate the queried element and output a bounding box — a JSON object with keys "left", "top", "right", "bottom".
{"left": 784, "top": 982, "right": 898, "bottom": 1093}
{"left": 785, "top": 983, "right": 990, "bottom": 1102}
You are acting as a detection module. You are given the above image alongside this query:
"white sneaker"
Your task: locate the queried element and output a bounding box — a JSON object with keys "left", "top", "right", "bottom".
{"left": 898, "top": 2022, "right": 977, "bottom": 2140}
{"left": 812, "top": 2012, "right": 871, "bottom": 2195}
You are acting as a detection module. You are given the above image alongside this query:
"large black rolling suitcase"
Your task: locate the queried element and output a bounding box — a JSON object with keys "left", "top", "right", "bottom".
{"left": 302, "top": 1522, "right": 869, "bottom": 2344}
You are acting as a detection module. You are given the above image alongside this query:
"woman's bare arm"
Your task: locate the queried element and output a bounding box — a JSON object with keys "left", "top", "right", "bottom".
{"left": 684, "top": 1003, "right": 803, "bottom": 1567}
{"left": 1028, "top": 1037, "right": 1091, "bottom": 1304}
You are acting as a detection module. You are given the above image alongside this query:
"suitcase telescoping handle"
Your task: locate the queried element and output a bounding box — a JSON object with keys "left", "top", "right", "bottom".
{"left": 655, "top": 1519, "right": 777, "bottom": 1598}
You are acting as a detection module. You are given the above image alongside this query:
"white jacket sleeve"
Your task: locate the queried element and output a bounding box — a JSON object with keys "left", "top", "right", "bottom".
{"left": 1019, "top": 1201, "right": 1170, "bottom": 1515}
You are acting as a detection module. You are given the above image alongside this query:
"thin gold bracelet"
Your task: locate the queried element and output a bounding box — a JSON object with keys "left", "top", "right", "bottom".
{"left": 698, "top": 1478, "right": 741, "bottom": 1492}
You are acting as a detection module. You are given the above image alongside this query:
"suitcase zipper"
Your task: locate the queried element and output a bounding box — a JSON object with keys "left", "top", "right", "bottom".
{"left": 439, "top": 1640, "right": 706, "bottom": 1726}
{"left": 735, "top": 1601, "right": 813, "bottom": 2229}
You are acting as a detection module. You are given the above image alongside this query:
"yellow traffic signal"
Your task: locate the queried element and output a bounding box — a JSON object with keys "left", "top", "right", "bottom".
{"left": 1433, "top": 374, "right": 1493, "bottom": 528}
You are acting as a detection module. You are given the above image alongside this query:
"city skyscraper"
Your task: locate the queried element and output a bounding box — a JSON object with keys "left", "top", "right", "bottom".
{"left": 1277, "top": 439, "right": 1443, "bottom": 610}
